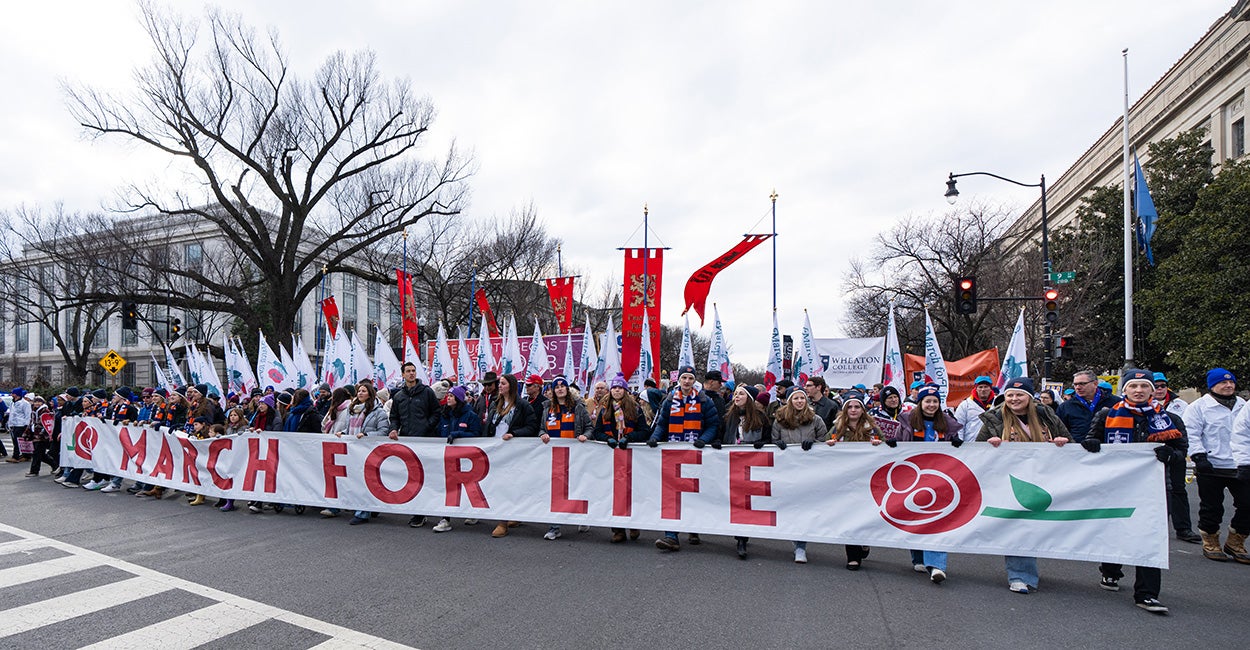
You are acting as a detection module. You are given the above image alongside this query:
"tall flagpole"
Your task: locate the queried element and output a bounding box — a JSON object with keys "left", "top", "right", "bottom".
{"left": 316, "top": 265, "right": 327, "bottom": 379}
{"left": 468, "top": 262, "right": 477, "bottom": 339}
{"left": 770, "top": 189, "right": 778, "bottom": 311}
{"left": 1122, "top": 48, "right": 1134, "bottom": 364}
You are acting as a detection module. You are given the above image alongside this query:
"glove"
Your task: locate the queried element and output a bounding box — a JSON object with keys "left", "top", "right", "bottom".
{"left": 800, "top": 440, "right": 814, "bottom": 451}
{"left": 618, "top": 439, "right": 629, "bottom": 450}
{"left": 753, "top": 440, "right": 765, "bottom": 449}
{"left": 1081, "top": 438, "right": 1101, "bottom": 453}
{"left": 446, "top": 434, "right": 456, "bottom": 445}
{"left": 710, "top": 440, "right": 722, "bottom": 450}
{"left": 775, "top": 440, "right": 787, "bottom": 450}
{"left": 693, "top": 439, "right": 706, "bottom": 449}
{"left": 1191, "top": 453, "right": 1213, "bottom": 473}
{"left": 1237, "top": 465, "right": 1250, "bottom": 483}
{"left": 884, "top": 438, "right": 898, "bottom": 448}
{"left": 949, "top": 435, "right": 964, "bottom": 448}
{"left": 646, "top": 438, "right": 658, "bottom": 448}
{"left": 606, "top": 438, "right": 618, "bottom": 448}
{"left": 1154, "top": 446, "right": 1173, "bottom": 463}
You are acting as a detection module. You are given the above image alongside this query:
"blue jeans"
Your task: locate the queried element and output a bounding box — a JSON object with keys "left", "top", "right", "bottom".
{"left": 910, "top": 549, "right": 947, "bottom": 571}
{"left": 793, "top": 541, "right": 806, "bottom": 551}
{"left": 353, "top": 511, "right": 371, "bottom": 519}
{"left": 1005, "top": 556, "right": 1038, "bottom": 587}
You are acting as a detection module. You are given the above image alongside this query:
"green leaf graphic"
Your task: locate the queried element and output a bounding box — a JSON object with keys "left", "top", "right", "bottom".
{"left": 1010, "top": 475, "right": 1052, "bottom": 512}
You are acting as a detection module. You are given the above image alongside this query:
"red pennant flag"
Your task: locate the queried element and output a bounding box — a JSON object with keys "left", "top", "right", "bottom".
{"left": 681, "top": 234, "right": 772, "bottom": 326}
{"left": 621, "top": 248, "right": 662, "bottom": 383}
{"left": 475, "top": 288, "right": 500, "bottom": 337}
{"left": 320, "top": 296, "right": 340, "bottom": 339}
{"left": 545, "top": 277, "right": 575, "bottom": 334}
{"left": 396, "top": 269, "right": 421, "bottom": 350}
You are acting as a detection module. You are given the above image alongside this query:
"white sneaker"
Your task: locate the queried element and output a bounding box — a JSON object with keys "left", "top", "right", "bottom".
{"left": 464, "top": 519, "right": 479, "bottom": 525}
{"left": 577, "top": 525, "right": 590, "bottom": 533}
{"left": 930, "top": 568, "right": 947, "bottom": 584}
{"left": 100, "top": 483, "right": 121, "bottom": 493}
{"left": 82, "top": 480, "right": 103, "bottom": 490}
{"left": 794, "top": 548, "right": 808, "bottom": 564}
{"left": 913, "top": 563, "right": 927, "bottom": 573}
{"left": 53, "top": 475, "right": 67, "bottom": 484}
{"left": 543, "top": 527, "right": 562, "bottom": 540}
{"left": 433, "top": 518, "right": 452, "bottom": 532}
{"left": 1009, "top": 581, "right": 1030, "bottom": 594}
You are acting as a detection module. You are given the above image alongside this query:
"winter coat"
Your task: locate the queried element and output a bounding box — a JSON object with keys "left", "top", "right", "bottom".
{"left": 811, "top": 395, "right": 839, "bottom": 431}
{"left": 1088, "top": 404, "right": 1188, "bottom": 458}
{"left": 389, "top": 381, "right": 441, "bottom": 437}
{"left": 485, "top": 398, "right": 537, "bottom": 438}
{"left": 440, "top": 404, "right": 482, "bottom": 440}
{"left": 976, "top": 404, "right": 1068, "bottom": 442}
{"left": 720, "top": 407, "right": 773, "bottom": 445}
{"left": 897, "top": 411, "right": 963, "bottom": 442}
{"left": 1056, "top": 390, "right": 1118, "bottom": 443}
{"left": 771, "top": 413, "right": 829, "bottom": 445}
{"left": 1184, "top": 393, "right": 1247, "bottom": 471}
{"left": 282, "top": 398, "right": 322, "bottom": 433}
{"left": 649, "top": 389, "right": 720, "bottom": 444}
{"left": 1159, "top": 391, "right": 1189, "bottom": 417}
{"left": 591, "top": 403, "right": 650, "bottom": 443}
{"left": 955, "top": 395, "right": 995, "bottom": 441}
{"left": 26, "top": 404, "right": 51, "bottom": 443}
{"left": 539, "top": 400, "right": 594, "bottom": 439}
{"left": 1231, "top": 402, "right": 1250, "bottom": 468}
{"left": 8, "top": 398, "right": 31, "bottom": 428}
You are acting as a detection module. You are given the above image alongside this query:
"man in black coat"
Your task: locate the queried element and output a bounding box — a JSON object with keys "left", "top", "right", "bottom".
{"left": 1057, "top": 369, "right": 1118, "bottom": 443}
{"left": 387, "top": 362, "right": 441, "bottom": 528}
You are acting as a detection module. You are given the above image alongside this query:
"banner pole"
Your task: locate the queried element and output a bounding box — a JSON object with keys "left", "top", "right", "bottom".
{"left": 316, "top": 265, "right": 327, "bottom": 380}
{"left": 770, "top": 190, "right": 778, "bottom": 311}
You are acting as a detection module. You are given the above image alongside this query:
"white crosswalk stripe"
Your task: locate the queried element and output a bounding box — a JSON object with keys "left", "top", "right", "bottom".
{"left": 0, "top": 523, "right": 416, "bottom": 649}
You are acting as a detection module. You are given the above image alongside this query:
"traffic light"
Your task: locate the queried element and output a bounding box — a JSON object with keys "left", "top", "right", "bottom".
{"left": 1043, "top": 288, "right": 1059, "bottom": 323}
{"left": 954, "top": 276, "right": 977, "bottom": 314}
{"left": 1055, "top": 336, "right": 1073, "bottom": 358}
{"left": 122, "top": 301, "right": 138, "bottom": 330}
{"left": 170, "top": 317, "right": 182, "bottom": 341}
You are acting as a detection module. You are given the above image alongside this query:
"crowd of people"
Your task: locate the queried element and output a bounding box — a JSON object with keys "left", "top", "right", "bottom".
{"left": 3, "top": 362, "right": 1248, "bottom": 616}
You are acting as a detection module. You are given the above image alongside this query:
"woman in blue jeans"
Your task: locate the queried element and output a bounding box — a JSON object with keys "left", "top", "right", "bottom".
{"left": 976, "top": 377, "right": 1070, "bottom": 593}
{"left": 897, "top": 385, "right": 963, "bottom": 584}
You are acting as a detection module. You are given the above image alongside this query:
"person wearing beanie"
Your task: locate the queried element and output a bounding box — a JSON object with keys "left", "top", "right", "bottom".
{"left": 424, "top": 382, "right": 483, "bottom": 532}
{"left": 976, "top": 376, "right": 1070, "bottom": 594}
{"left": 906, "top": 380, "right": 924, "bottom": 405}
{"left": 898, "top": 383, "right": 964, "bottom": 584}
{"left": 826, "top": 390, "right": 883, "bottom": 569}
{"left": 649, "top": 364, "right": 720, "bottom": 552}
{"left": 1186, "top": 367, "right": 1249, "bottom": 561}
{"left": 537, "top": 375, "right": 595, "bottom": 540}
{"left": 1057, "top": 369, "right": 1118, "bottom": 444}
{"left": 1151, "top": 373, "right": 1188, "bottom": 417}
{"left": 872, "top": 386, "right": 907, "bottom": 423}
{"left": 1083, "top": 368, "right": 1186, "bottom": 614}
{"left": 716, "top": 384, "right": 774, "bottom": 559}
{"left": 955, "top": 376, "right": 997, "bottom": 443}
{"left": 772, "top": 386, "right": 831, "bottom": 565}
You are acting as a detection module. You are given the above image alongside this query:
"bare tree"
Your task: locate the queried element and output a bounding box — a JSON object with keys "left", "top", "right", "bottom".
{"left": 60, "top": 3, "right": 471, "bottom": 345}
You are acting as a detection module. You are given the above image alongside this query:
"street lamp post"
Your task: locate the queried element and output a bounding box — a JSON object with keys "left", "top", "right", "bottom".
{"left": 945, "top": 171, "right": 1053, "bottom": 381}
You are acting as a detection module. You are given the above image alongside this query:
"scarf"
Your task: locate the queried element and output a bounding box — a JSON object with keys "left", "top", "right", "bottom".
{"left": 1103, "top": 399, "right": 1182, "bottom": 444}
{"left": 1073, "top": 388, "right": 1104, "bottom": 414}
{"left": 612, "top": 401, "right": 628, "bottom": 438}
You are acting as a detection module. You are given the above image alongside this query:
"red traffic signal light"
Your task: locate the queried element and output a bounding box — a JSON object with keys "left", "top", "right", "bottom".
{"left": 1044, "top": 288, "right": 1058, "bottom": 301}
{"left": 1043, "top": 288, "right": 1059, "bottom": 323}
{"left": 954, "top": 276, "right": 977, "bottom": 314}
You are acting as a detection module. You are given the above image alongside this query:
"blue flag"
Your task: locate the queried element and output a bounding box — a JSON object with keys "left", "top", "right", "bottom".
{"left": 1133, "top": 153, "right": 1158, "bottom": 266}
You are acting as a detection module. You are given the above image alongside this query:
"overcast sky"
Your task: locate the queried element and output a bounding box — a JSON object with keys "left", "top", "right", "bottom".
{"left": 0, "top": 0, "right": 1233, "bottom": 363}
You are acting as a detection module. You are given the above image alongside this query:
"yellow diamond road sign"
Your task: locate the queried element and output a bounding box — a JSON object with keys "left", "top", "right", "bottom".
{"left": 99, "top": 350, "right": 127, "bottom": 376}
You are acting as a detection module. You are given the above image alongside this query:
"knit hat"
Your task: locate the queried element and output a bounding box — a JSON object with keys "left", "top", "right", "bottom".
{"left": 551, "top": 375, "right": 569, "bottom": 388}
{"left": 1207, "top": 368, "right": 1236, "bottom": 389}
{"left": 261, "top": 394, "right": 276, "bottom": 409}
{"left": 678, "top": 365, "right": 696, "bottom": 378}
{"left": 910, "top": 380, "right": 924, "bottom": 390}
{"left": 880, "top": 385, "right": 901, "bottom": 403}
{"left": 11, "top": 387, "right": 26, "bottom": 399}
{"left": 115, "top": 386, "right": 135, "bottom": 402}
{"left": 1002, "top": 377, "right": 1035, "bottom": 395}
{"left": 449, "top": 385, "right": 467, "bottom": 404}
{"left": 916, "top": 384, "right": 941, "bottom": 403}
{"left": 705, "top": 370, "right": 723, "bottom": 382}
{"left": 1152, "top": 372, "right": 1168, "bottom": 384}
{"left": 609, "top": 373, "right": 629, "bottom": 390}
{"left": 776, "top": 379, "right": 794, "bottom": 390}
{"left": 786, "top": 387, "right": 808, "bottom": 403}
{"left": 141, "top": 387, "right": 155, "bottom": 397}
{"left": 92, "top": 388, "right": 109, "bottom": 399}
{"left": 842, "top": 391, "right": 866, "bottom": 408}
{"left": 318, "top": 383, "right": 331, "bottom": 393}
{"left": 432, "top": 381, "right": 450, "bottom": 401}
{"left": 65, "top": 386, "right": 81, "bottom": 398}
{"left": 743, "top": 385, "right": 760, "bottom": 400}
{"left": 1063, "top": 388, "right": 1075, "bottom": 396}
{"left": 275, "top": 392, "right": 293, "bottom": 405}
{"left": 974, "top": 375, "right": 994, "bottom": 386}
{"left": 190, "top": 383, "right": 208, "bottom": 396}
{"left": 1098, "top": 380, "right": 1113, "bottom": 392}
{"left": 853, "top": 383, "right": 867, "bottom": 390}
{"left": 174, "top": 386, "right": 188, "bottom": 397}
{"left": 1122, "top": 369, "right": 1154, "bottom": 389}
{"left": 525, "top": 374, "right": 544, "bottom": 386}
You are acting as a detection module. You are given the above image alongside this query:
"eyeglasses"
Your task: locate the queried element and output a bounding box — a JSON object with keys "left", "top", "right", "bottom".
{"left": 1073, "top": 380, "right": 1094, "bottom": 387}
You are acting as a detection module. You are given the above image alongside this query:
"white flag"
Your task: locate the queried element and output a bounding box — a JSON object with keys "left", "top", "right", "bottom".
{"left": 432, "top": 322, "right": 455, "bottom": 383}
{"left": 373, "top": 328, "right": 403, "bottom": 389}
{"left": 163, "top": 344, "right": 186, "bottom": 389}
{"left": 292, "top": 336, "right": 317, "bottom": 392}
{"left": 196, "top": 345, "right": 225, "bottom": 403}
{"left": 223, "top": 335, "right": 247, "bottom": 395}
{"left": 403, "top": 336, "right": 431, "bottom": 385}
{"left": 349, "top": 330, "right": 373, "bottom": 385}
{"left": 256, "top": 331, "right": 292, "bottom": 391}
{"left": 678, "top": 314, "right": 695, "bottom": 371}
{"left": 234, "top": 337, "right": 260, "bottom": 394}
{"left": 562, "top": 332, "right": 576, "bottom": 381}
{"left": 793, "top": 310, "right": 820, "bottom": 385}
{"left": 151, "top": 353, "right": 175, "bottom": 394}
{"left": 578, "top": 313, "right": 597, "bottom": 388}
{"left": 279, "top": 344, "right": 302, "bottom": 389}
{"left": 996, "top": 309, "right": 1029, "bottom": 391}
{"left": 765, "top": 311, "right": 783, "bottom": 397}
{"left": 708, "top": 304, "right": 734, "bottom": 384}
{"left": 631, "top": 310, "right": 655, "bottom": 390}
{"left": 596, "top": 315, "right": 620, "bottom": 385}
{"left": 883, "top": 304, "right": 906, "bottom": 396}
{"left": 524, "top": 319, "right": 547, "bottom": 378}
{"left": 501, "top": 314, "right": 523, "bottom": 377}
{"left": 923, "top": 308, "right": 950, "bottom": 408}
{"left": 477, "top": 313, "right": 499, "bottom": 378}
{"left": 186, "top": 343, "right": 204, "bottom": 386}
{"left": 456, "top": 332, "right": 478, "bottom": 383}
{"left": 323, "top": 329, "right": 349, "bottom": 389}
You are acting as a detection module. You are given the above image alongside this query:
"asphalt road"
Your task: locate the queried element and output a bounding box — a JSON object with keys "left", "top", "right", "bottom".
{"left": 0, "top": 463, "right": 1245, "bottom": 649}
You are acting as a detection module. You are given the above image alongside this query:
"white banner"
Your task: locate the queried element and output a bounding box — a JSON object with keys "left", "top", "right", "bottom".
{"left": 60, "top": 417, "right": 1169, "bottom": 567}
{"left": 815, "top": 337, "right": 884, "bottom": 388}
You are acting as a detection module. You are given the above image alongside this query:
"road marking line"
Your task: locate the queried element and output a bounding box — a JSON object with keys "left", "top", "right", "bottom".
{"left": 0, "top": 576, "right": 172, "bottom": 638}
{"left": 0, "top": 523, "right": 415, "bottom": 649}
{"left": 76, "top": 601, "right": 270, "bottom": 650}
{"left": 0, "top": 553, "right": 101, "bottom": 588}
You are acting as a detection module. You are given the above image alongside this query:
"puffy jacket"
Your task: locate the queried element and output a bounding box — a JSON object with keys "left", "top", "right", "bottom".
{"left": 976, "top": 404, "right": 1068, "bottom": 442}
{"left": 1184, "top": 393, "right": 1246, "bottom": 470}
{"left": 649, "top": 389, "right": 720, "bottom": 444}
{"left": 955, "top": 395, "right": 995, "bottom": 441}
{"left": 1088, "top": 404, "right": 1188, "bottom": 456}
{"left": 389, "top": 381, "right": 441, "bottom": 437}
{"left": 539, "top": 401, "right": 594, "bottom": 439}
{"left": 485, "top": 398, "right": 537, "bottom": 437}
{"left": 1056, "top": 390, "right": 1118, "bottom": 442}
{"left": 441, "top": 404, "right": 482, "bottom": 440}
{"left": 771, "top": 414, "right": 827, "bottom": 445}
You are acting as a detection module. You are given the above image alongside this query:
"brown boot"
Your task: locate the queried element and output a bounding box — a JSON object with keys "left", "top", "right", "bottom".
{"left": 491, "top": 522, "right": 509, "bottom": 538}
{"left": 1202, "top": 530, "right": 1230, "bottom": 561}
{"left": 188, "top": 495, "right": 205, "bottom": 506}
{"left": 610, "top": 529, "right": 626, "bottom": 544}
{"left": 1224, "top": 529, "right": 1250, "bottom": 564}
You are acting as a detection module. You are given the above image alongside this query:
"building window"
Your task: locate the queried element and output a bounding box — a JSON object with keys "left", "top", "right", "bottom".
{"left": 343, "top": 275, "right": 358, "bottom": 333}
{"left": 366, "top": 323, "right": 379, "bottom": 354}
{"left": 121, "top": 364, "right": 136, "bottom": 386}
{"left": 0, "top": 311, "right": 6, "bottom": 354}
{"left": 39, "top": 323, "right": 54, "bottom": 351}
{"left": 16, "top": 323, "right": 28, "bottom": 352}
{"left": 38, "top": 365, "right": 52, "bottom": 383}
{"left": 15, "top": 366, "right": 27, "bottom": 383}
{"left": 185, "top": 242, "right": 203, "bottom": 268}
{"left": 92, "top": 320, "right": 108, "bottom": 350}
{"left": 123, "top": 325, "right": 138, "bottom": 346}
{"left": 1233, "top": 118, "right": 1245, "bottom": 158}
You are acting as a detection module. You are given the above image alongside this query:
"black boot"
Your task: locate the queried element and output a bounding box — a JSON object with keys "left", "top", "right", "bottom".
{"left": 736, "top": 538, "right": 748, "bottom": 560}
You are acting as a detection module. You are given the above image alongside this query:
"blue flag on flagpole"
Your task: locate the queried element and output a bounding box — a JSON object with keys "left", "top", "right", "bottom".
{"left": 1133, "top": 153, "right": 1158, "bottom": 266}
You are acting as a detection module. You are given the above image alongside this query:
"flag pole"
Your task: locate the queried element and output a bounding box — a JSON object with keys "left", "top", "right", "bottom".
{"left": 469, "top": 261, "right": 477, "bottom": 339}
{"left": 770, "top": 189, "right": 778, "bottom": 311}
{"left": 1121, "top": 48, "right": 1134, "bottom": 364}
{"left": 316, "top": 264, "right": 327, "bottom": 380}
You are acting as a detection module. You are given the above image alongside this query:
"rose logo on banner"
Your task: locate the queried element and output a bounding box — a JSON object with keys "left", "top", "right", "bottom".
{"left": 870, "top": 453, "right": 982, "bottom": 534}
{"left": 73, "top": 420, "right": 98, "bottom": 461}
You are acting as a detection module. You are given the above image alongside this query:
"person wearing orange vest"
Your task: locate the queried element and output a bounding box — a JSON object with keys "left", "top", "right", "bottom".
{"left": 648, "top": 365, "right": 720, "bottom": 552}
{"left": 538, "top": 375, "right": 594, "bottom": 540}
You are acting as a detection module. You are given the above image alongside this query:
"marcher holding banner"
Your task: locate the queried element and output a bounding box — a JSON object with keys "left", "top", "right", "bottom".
{"left": 487, "top": 374, "right": 537, "bottom": 538}
{"left": 649, "top": 365, "right": 720, "bottom": 552}
{"left": 717, "top": 384, "right": 772, "bottom": 560}
{"left": 826, "top": 390, "right": 881, "bottom": 570}
{"left": 591, "top": 374, "right": 648, "bottom": 544}
{"left": 976, "top": 377, "right": 1070, "bottom": 594}
{"left": 539, "top": 376, "right": 594, "bottom": 540}
{"left": 771, "top": 388, "right": 830, "bottom": 564}
{"left": 431, "top": 385, "right": 482, "bottom": 533}
{"left": 1083, "top": 368, "right": 1186, "bottom": 614}
{"left": 899, "top": 384, "right": 963, "bottom": 584}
